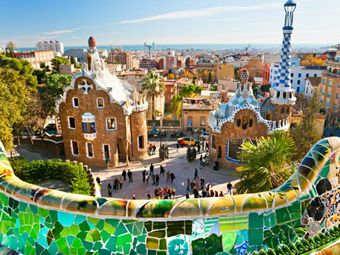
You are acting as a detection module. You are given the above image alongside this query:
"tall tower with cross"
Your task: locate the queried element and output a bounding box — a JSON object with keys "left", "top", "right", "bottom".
{"left": 270, "top": 0, "right": 297, "bottom": 105}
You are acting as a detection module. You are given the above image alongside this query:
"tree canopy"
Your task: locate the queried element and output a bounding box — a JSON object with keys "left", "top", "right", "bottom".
{"left": 291, "top": 92, "right": 322, "bottom": 159}
{"left": 170, "top": 84, "right": 204, "bottom": 118}
{"left": 0, "top": 55, "right": 37, "bottom": 150}
{"left": 51, "top": 56, "right": 70, "bottom": 73}
{"left": 300, "top": 55, "right": 326, "bottom": 66}
{"left": 236, "top": 131, "right": 296, "bottom": 193}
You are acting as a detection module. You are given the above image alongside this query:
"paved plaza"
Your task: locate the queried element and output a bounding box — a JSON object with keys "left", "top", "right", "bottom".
{"left": 92, "top": 140, "right": 240, "bottom": 199}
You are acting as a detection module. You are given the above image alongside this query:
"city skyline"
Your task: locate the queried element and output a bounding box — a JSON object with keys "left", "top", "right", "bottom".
{"left": 0, "top": 0, "right": 339, "bottom": 47}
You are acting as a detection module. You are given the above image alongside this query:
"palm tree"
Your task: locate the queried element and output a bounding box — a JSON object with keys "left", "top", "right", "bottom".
{"left": 170, "top": 84, "right": 203, "bottom": 119}
{"left": 142, "top": 71, "right": 164, "bottom": 120}
{"left": 236, "top": 131, "right": 296, "bottom": 194}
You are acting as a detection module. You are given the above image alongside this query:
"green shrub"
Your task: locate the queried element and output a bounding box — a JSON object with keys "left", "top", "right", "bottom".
{"left": 10, "top": 158, "right": 92, "bottom": 195}
{"left": 258, "top": 249, "right": 268, "bottom": 255}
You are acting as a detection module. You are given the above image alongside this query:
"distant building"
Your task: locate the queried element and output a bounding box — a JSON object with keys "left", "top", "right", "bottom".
{"left": 36, "top": 40, "right": 64, "bottom": 55}
{"left": 262, "top": 63, "right": 271, "bottom": 85}
{"left": 108, "top": 50, "right": 133, "bottom": 70}
{"left": 139, "top": 58, "right": 158, "bottom": 70}
{"left": 14, "top": 50, "right": 54, "bottom": 69}
{"left": 59, "top": 64, "right": 75, "bottom": 75}
{"left": 182, "top": 97, "right": 213, "bottom": 131}
{"left": 304, "top": 77, "right": 321, "bottom": 97}
{"left": 270, "top": 64, "right": 325, "bottom": 94}
{"left": 165, "top": 50, "right": 177, "bottom": 70}
{"left": 56, "top": 36, "right": 148, "bottom": 167}
{"left": 197, "top": 62, "right": 234, "bottom": 82}
{"left": 319, "top": 50, "right": 340, "bottom": 114}
{"left": 163, "top": 79, "right": 178, "bottom": 109}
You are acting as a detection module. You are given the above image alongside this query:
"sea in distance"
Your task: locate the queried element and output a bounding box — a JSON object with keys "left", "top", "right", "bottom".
{"left": 18, "top": 43, "right": 330, "bottom": 52}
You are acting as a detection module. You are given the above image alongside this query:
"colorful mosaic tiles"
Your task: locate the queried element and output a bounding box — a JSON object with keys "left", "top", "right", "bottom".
{"left": 0, "top": 137, "right": 339, "bottom": 254}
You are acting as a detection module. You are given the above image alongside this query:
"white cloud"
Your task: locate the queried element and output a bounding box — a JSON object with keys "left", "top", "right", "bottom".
{"left": 44, "top": 29, "right": 77, "bottom": 35}
{"left": 118, "top": 3, "right": 281, "bottom": 24}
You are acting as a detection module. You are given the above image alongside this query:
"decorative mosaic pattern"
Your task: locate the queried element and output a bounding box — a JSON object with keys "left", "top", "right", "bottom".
{"left": 0, "top": 137, "right": 339, "bottom": 254}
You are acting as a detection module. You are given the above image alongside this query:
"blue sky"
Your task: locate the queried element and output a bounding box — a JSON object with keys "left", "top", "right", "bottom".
{"left": 0, "top": 0, "right": 339, "bottom": 47}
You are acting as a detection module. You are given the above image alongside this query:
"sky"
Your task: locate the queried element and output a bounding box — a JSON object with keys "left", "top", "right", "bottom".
{"left": 0, "top": 0, "right": 339, "bottom": 47}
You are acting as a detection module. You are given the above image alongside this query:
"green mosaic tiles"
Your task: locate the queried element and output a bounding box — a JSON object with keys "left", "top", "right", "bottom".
{"left": 0, "top": 138, "right": 339, "bottom": 254}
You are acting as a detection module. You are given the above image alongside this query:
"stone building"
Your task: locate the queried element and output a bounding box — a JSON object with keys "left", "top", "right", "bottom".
{"left": 57, "top": 37, "right": 148, "bottom": 167}
{"left": 208, "top": 0, "right": 297, "bottom": 168}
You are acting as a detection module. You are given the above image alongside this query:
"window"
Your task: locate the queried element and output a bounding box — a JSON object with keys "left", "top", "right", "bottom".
{"left": 138, "top": 135, "right": 144, "bottom": 149}
{"left": 322, "top": 79, "right": 326, "bottom": 85}
{"left": 291, "top": 73, "right": 294, "bottom": 77}
{"left": 106, "top": 117, "right": 117, "bottom": 130}
{"left": 200, "top": 116, "right": 206, "bottom": 126}
{"left": 297, "top": 80, "right": 301, "bottom": 85}
{"left": 306, "top": 73, "right": 309, "bottom": 78}
{"left": 314, "top": 74, "right": 317, "bottom": 77}
{"left": 227, "top": 139, "right": 243, "bottom": 161}
{"left": 290, "top": 80, "right": 293, "bottom": 84}
{"left": 187, "top": 116, "right": 192, "bottom": 127}
{"left": 298, "top": 73, "right": 301, "bottom": 78}
{"left": 297, "top": 87, "right": 300, "bottom": 93}
{"left": 103, "top": 144, "right": 110, "bottom": 160}
{"left": 329, "top": 80, "right": 333, "bottom": 87}
{"left": 72, "top": 97, "right": 79, "bottom": 107}
{"left": 82, "top": 113, "right": 96, "bottom": 133}
{"left": 97, "top": 97, "right": 104, "bottom": 108}
{"left": 86, "top": 143, "right": 94, "bottom": 158}
{"left": 236, "top": 119, "right": 241, "bottom": 127}
{"left": 68, "top": 117, "right": 76, "bottom": 129}
{"left": 249, "top": 119, "right": 253, "bottom": 127}
{"left": 71, "top": 140, "right": 79, "bottom": 156}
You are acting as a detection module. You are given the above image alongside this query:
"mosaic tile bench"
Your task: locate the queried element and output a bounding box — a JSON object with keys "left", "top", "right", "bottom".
{"left": 0, "top": 137, "right": 339, "bottom": 255}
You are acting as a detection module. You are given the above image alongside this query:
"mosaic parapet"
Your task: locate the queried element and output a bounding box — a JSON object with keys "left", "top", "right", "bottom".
{"left": 0, "top": 138, "right": 339, "bottom": 219}
{"left": 0, "top": 137, "right": 339, "bottom": 254}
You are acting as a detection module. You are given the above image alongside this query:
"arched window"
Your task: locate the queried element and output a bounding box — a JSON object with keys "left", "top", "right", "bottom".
{"left": 236, "top": 119, "right": 241, "bottom": 127}
{"left": 97, "top": 98, "right": 104, "bottom": 108}
{"left": 277, "top": 91, "right": 280, "bottom": 98}
{"left": 249, "top": 119, "right": 253, "bottom": 127}
{"left": 283, "top": 92, "right": 287, "bottom": 99}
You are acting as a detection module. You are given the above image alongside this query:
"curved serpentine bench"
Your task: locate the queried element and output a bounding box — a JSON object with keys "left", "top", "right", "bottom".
{"left": 0, "top": 137, "right": 339, "bottom": 254}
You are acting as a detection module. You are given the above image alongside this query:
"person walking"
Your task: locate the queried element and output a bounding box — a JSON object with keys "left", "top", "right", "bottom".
{"left": 142, "top": 169, "right": 146, "bottom": 182}
{"left": 160, "top": 165, "right": 165, "bottom": 176}
{"left": 176, "top": 143, "right": 179, "bottom": 152}
{"left": 122, "top": 170, "right": 127, "bottom": 181}
{"left": 200, "top": 177, "right": 205, "bottom": 190}
{"left": 152, "top": 174, "right": 156, "bottom": 186}
{"left": 199, "top": 155, "right": 203, "bottom": 168}
{"left": 186, "top": 178, "right": 191, "bottom": 193}
{"left": 127, "top": 169, "right": 133, "bottom": 182}
{"left": 147, "top": 193, "right": 151, "bottom": 200}
{"left": 150, "top": 164, "right": 154, "bottom": 175}
{"left": 146, "top": 173, "right": 149, "bottom": 185}
{"left": 227, "top": 182, "right": 233, "bottom": 195}
{"left": 170, "top": 172, "right": 175, "bottom": 184}
{"left": 155, "top": 174, "right": 160, "bottom": 186}
{"left": 107, "top": 183, "right": 112, "bottom": 197}
{"left": 194, "top": 168, "right": 198, "bottom": 179}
